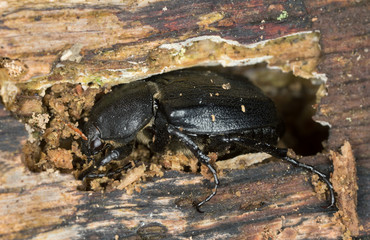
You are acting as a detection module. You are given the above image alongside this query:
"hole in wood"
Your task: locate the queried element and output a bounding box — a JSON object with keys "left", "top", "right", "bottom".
{"left": 15, "top": 65, "right": 329, "bottom": 192}
{"left": 197, "top": 64, "right": 330, "bottom": 156}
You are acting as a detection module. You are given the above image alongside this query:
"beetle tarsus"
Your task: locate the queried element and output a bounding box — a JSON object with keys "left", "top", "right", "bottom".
{"left": 194, "top": 162, "right": 219, "bottom": 212}
{"left": 193, "top": 201, "right": 204, "bottom": 213}
{"left": 224, "top": 136, "right": 335, "bottom": 208}
{"left": 281, "top": 155, "right": 335, "bottom": 208}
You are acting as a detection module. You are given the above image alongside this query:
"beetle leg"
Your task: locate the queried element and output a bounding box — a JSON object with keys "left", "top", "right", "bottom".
{"left": 79, "top": 143, "right": 133, "bottom": 180}
{"left": 150, "top": 111, "right": 170, "bottom": 153}
{"left": 222, "top": 136, "right": 335, "bottom": 208}
{"left": 167, "top": 125, "right": 219, "bottom": 213}
{"left": 81, "top": 162, "right": 133, "bottom": 179}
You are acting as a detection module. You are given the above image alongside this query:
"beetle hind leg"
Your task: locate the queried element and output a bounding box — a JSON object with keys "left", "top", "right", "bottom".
{"left": 193, "top": 162, "right": 219, "bottom": 213}
{"left": 275, "top": 148, "right": 335, "bottom": 209}
{"left": 222, "top": 136, "right": 335, "bottom": 208}
{"left": 167, "top": 125, "right": 219, "bottom": 213}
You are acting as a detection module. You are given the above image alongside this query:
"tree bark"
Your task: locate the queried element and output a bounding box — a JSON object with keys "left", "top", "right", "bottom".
{"left": 0, "top": 0, "right": 369, "bottom": 239}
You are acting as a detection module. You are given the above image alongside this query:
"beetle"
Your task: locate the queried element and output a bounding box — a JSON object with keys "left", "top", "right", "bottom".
{"left": 79, "top": 70, "right": 334, "bottom": 212}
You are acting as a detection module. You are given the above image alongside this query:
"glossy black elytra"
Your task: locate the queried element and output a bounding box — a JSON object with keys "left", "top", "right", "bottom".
{"left": 79, "top": 70, "right": 335, "bottom": 212}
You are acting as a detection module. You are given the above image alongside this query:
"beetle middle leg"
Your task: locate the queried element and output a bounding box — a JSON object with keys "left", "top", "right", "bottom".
{"left": 222, "top": 136, "right": 335, "bottom": 208}
{"left": 167, "top": 125, "right": 219, "bottom": 213}
{"left": 80, "top": 162, "right": 133, "bottom": 179}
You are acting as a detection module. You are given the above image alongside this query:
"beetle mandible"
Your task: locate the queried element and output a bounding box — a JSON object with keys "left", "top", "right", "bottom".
{"left": 79, "top": 70, "right": 335, "bottom": 212}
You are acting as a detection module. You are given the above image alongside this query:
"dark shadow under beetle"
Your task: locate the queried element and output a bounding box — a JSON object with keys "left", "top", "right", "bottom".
{"left": 79, "top": 70, "right": 335, "bottom": 212}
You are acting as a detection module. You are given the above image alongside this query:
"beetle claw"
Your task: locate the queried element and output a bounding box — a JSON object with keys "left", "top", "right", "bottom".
{"left": 193, "top": 201, "right": 204, "bottom": 213}
{"left": 321, "top": 182, "right": 336, "bottom": 209}
{"left": 321, "top": 203, "right": 335, "bottom": 209}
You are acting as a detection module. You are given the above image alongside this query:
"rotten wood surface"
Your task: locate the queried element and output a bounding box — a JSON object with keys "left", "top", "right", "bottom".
{"left": 0, "top": 0, "right": 369, "bottom": 239}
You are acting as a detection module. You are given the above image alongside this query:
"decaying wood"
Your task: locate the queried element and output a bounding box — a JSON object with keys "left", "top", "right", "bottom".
{"left": 331, "top": 141, "right": 360, "bottom": 237}
{"left": 0, "top": 0, "right": 369, "bottom": 239}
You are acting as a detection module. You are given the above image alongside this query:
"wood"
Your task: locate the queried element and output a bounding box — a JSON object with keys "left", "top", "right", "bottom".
{"left": 0, "top": 0, "right": 369, "bottom": 239}
{"left": 331, "top": 141, "right": 360, "bottom": 237}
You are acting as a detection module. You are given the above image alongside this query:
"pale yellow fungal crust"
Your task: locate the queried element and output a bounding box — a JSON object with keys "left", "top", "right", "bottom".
{"left": 0, "top": 32, "right": 324, "bottom": 107}
{"left": 197, "top": 12, "right": 225, "bottom": 31}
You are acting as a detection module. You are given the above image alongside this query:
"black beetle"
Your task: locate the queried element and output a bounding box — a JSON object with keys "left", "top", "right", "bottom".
{"left": 79, "top": 70, "right": 334, "bottom": 212}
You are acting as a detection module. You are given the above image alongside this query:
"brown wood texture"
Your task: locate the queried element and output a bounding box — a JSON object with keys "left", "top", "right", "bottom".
{"left": 0, "top": 0, "right": 369, "bottom": 239}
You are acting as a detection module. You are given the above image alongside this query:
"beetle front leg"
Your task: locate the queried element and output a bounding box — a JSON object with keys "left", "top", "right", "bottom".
{"left": 222, "top": 136, "right": 335, "bottom": 208}
{"left": 167, "top": 125, "right": 219, "bottom": 213}
{"left": 79, "top": 143, "right": 133, "bottom": 180}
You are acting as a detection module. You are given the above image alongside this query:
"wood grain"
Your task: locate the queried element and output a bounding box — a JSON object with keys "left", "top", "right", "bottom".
{"left": 0, "top": 0, "right": 369, "bottom": 239}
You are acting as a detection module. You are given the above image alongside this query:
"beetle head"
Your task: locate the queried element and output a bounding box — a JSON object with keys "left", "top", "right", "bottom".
{"left": 82, "top": 122, "right": 104, "bottom": 156}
